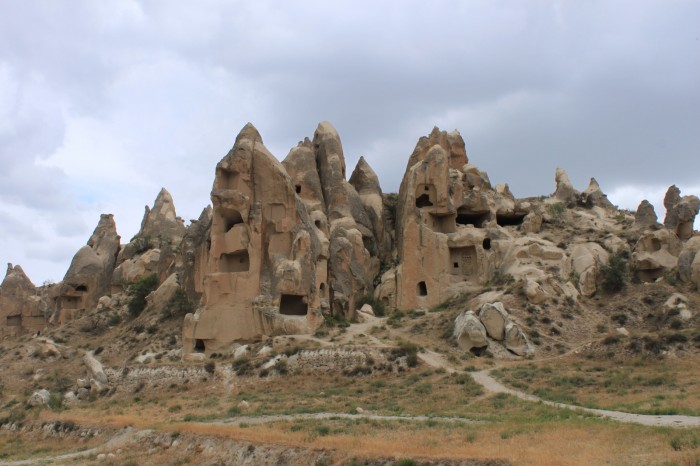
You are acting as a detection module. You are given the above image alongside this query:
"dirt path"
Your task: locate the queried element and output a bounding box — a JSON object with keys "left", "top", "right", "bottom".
{"left": 414, "top": 350, "right": 700, "bottom": 428}
{"left": 214, "top": 411, "right": 478, "bottom": 426}
{"left": 0, "top": 427, "right": 152, "bottom": 466}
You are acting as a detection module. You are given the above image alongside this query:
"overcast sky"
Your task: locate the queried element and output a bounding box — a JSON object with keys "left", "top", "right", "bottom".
{"left": 1, "top": 1, "right": 699, "bottom": 284}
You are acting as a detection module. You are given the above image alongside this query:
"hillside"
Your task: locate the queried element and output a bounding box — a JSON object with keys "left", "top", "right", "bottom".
{"left": 1, "top": 123, "right": 699, "bottom": 465}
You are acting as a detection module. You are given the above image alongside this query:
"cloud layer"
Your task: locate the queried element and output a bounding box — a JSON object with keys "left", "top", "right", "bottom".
{"left": 1, "top": 0, "right": 699, "bottom": 283}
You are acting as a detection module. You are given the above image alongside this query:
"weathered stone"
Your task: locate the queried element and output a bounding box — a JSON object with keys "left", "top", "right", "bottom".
{"left": 524, "top": 279, "right": 547, "bottom": 304}
{"left": 663, "top": 185, "right": 700, "bottom": 241}
{"left": 635, "top": 200, "right": 658, "bottom": 228}
{"left": 633, "top": 229, "right": 681, "bottom": 283}
{"left": 504, "top": 322, "right": 532, "bottom": 356}
{"left": 479, "top": 302, "right": 509, "bottom": 341}
{"left": 84, "top": 351, "right": 108, "bottom": 385}
{"left": 566, "top": 243, "right": 609, "bottom": 297}
{"left": 145, "top": 273, "right": 179, "bottom": 314}
{"left": 56, "top": 215, "right": 120, "bottom": 324}
{"left": 28, "top": 389, "right": 50, "bottom": 406}
{"left": 580, "top": 178, "right": 613, "bottom": 209}
{"left": 554, "top": 168, "right": 577, "bottom": 205}
{"left": 453, "top": 311, "right": 488, "bottom": 351}
{"left": 0, "top": 264, "right": 47, "bottom": 338}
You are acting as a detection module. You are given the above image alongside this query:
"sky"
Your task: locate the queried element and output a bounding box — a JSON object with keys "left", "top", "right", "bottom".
{"left": 1, "top": 0, "right": 699, "bottom": 284}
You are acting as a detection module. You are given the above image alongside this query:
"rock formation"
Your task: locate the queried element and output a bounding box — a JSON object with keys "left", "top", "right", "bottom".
{"left": 0, "top": 264, "right": 47, "bottom": 338}
{"left": 663, "top": 185, "right": 700, "bottom": 241}
{"left": 635, "top": 200, "right": 658, "bottom": 228}
{"left": 53, "top": 214, "right": 120, "bottom": 324}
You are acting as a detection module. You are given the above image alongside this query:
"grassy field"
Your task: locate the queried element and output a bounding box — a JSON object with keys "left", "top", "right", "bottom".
{"left": 492, "top": 354, "right": 700, "bottom": 416}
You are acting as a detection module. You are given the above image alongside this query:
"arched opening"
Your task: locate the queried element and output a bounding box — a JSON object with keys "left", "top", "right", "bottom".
{"left": 417, "top": 281, "right": 428, "bottom": 297}
{"left": 483, "top": 238, "right": 491, "bottom": 250}
{"left": 75, "top": 285, "right": 88, "bottom": 292}
{"left": 295, "top": 184, "right": 302, "bottom": 194}
{"left": 319, "top": 283, "right": 327, "bottom": 298}
{"left": 314, "top": 220, "right": 322, "bottom": 229}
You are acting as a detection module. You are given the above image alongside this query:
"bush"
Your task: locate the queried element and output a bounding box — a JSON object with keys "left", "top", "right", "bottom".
{"left": 204, "top": 362, "right": 216, "bottom": 374}
{"left": 131, "top": 235, "right": 153, "bottom": 254}
{"left": 356, "top": 295, "right": 386, "bottom": 317}
{"left": 161, "top": 288, "right": 195, "bottom": 321}
{"left": 127, "top": 274, "right": 158, "bottom": 318}
{"left": 601, "top": 252, "right": 628, "bottom": 293}
{"left": 47, "top": 392, "right": 64, "bottom": 411}
{"left": 397, "top": 460, "right": 419, "bottom": 466}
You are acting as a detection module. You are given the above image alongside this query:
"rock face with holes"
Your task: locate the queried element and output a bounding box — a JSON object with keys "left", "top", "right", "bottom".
{"left": 182, "top": 123, "right": 385, "bottom": 354}
{"left": 0, "top": 264, "right": 47, "bottom": 338}
{"left": 388, "top": 127, "right": 513, "bottom": 310}
{"left": 53, "top": 214, "right": 120, "bottom": 324}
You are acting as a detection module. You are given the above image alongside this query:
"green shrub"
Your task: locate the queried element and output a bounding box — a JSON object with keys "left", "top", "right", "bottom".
{"left": 204, "top": 362, "right": 216, "bottom": 374}
{"left": 47, "top": 392, "right": 64, "bottom": 411}
{"left": 356, "top": 295, "right": 386, "bottom": 317}
{"left": 131, "top": 235, "right": 153, "bottom": 254}
{"left": 127, "top": 274, "right": 158, "bottom": 318}
{"left": 601, "top": 252, "right": 628, "bottom": 293}
{"left": 396, "top": 459, "right": 419, "bottom": 466}
{"left": 161, "top": 288, "right": 195, "bottom": 321}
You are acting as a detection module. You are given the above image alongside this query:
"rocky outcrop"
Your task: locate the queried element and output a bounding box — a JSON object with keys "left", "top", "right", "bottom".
{"left": 183, "top": 124, "right": 326, "bottom": 354}
{"left": 633, "top": 229, "right": 681, "bottom": 282}
{"left": 635, "top": 200, "right": 658, "bottom": 228}
{"left": 663, "top": 185, "right": 699, "bottom": 241}
{"left": 0, "top": 264, "right": 47, "bottom": 338}
{"left": 453, "top": 311, "right": 488, "bottom": 351}
{"left": 677, "top": 237, "right": 700, "bottom": 288}
{"left": 479, "top": 302, "right": 509, "bottom": 340}
{"left": 554, "top": 168, "right": 577, "bottom": 205}
{"left": 138, "top": 188, "right": 186, "bottom": 243}
{"left": 55, "top": 214, "right": 120, "bottom": 324}
{"left": 564, "top": 243, "right": 609, "bottom": 297}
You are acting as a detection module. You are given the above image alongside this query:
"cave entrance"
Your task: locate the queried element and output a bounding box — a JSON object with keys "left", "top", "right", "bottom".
{"left": 496, "top": 213, "right": 526, "bottom": 227}
{"left": 194, "top": 339, "right": 206, "bottom": 353}
{"left": 220, "top": 251, "right": 250, "bottom": 273}
{"left": 449, "top": 246, "right": 477, "bottom": 277}
{"left": 483, "top": 238, "right": 492, "bottom": 250}
{"left": 279, "top": 294, "right": 308, "bottom": 316}
{"left": 417, "top": 281, "right": 428, "bottom": 297}
{"left": 75, "top": 285, "right": 88, "bottom": 292}
{"left": 456, "top": 209, "right": 489, "bottom": 228}
{"left": 221, "top": 209, "right": 244, "bottom": 234}
{"left": 638, "top": 268, "right": 664, "bottom": 283}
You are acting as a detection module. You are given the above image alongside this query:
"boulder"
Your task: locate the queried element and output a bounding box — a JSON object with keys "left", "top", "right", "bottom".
{"left": 633, "top": 229, "right": 681, "bottom": 282}
{"left": 453, "top": 311, "right": 488, "bottom": 351}
{"left": 145, "top": 273, "right": 179, "bottom": 313}
{"left": 83, "top": 351, "right": 108, "bottom": 385}
{"left": 524, "top": 279, "right": 547, "bottom": 304}
{"left": 478, "top": 302, "right": 509, "bottom": 341}
{"left": 580, "top": 178, "right": 614, "bottom": 209}
{"left": 504, "top": 322, "right": 532, "bottom": 356}
{"left": 678, "top": 237, "right": 700, "bottom": 285}
{"left": 567, "top": 243, "right": 609, "bottom": 297}
{"left": 28, "top": 389, "right": 50, "bottom": 407}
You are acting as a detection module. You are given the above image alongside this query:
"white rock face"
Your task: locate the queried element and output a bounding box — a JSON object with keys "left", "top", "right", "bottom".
{"left": 504, "top": 322, "right": 532, "bottom": 356}
{"left": 28, "top": 389, "right": 50, "bottom": 406}
{"left": 479, "top": 302, "right": 509, "bottom": 341}
{"left": 83, "top": 351, "right": 108, "bottom": 385}
{"left": 453, "top": 311, "right": 488, "bottom": 351}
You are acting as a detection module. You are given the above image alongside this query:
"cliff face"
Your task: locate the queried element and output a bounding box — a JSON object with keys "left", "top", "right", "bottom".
{"left": 2, "top": 122, "right": 699, "bottom": 356}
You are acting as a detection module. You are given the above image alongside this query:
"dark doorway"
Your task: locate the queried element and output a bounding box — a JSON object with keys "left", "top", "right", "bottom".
{"left": 417, "top": 281, "right": 428, "bottom": 297}
{"left": 194, "top": 339, "right": 205, "bottom": 353}
{"left": 279, "top": 294, "right": 308, "bottom": 316}
{"left": 496, "top": 213, "right": 526, "bottom": 227}
{"left": 483, "top": 238, "right": 492, "bottom": 250}
{"left": 456, "top": 210, "right": 489, "bottom": 228}
{"left": 416, "top": 194, "right": 434, "bottom": 208}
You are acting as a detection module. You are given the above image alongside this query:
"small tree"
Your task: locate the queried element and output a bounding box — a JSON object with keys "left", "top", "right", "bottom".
{"left": 127, "top": 274, "right": 158, "bottom": 318}
{"left": 601, "top": 252, "right": 628, "bottom": 293}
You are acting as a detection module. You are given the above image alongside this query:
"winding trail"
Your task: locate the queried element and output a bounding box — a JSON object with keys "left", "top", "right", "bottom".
{"left": 0, "top": 427, "right": 152, "bottom": 466}
{"left": 416, "top": 349, "right": 700, "bottom": 428}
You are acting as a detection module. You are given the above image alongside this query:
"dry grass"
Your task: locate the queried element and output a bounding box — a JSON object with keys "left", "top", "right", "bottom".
{"left": 493, "top": 354, "right": 700, "bottom": 415}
